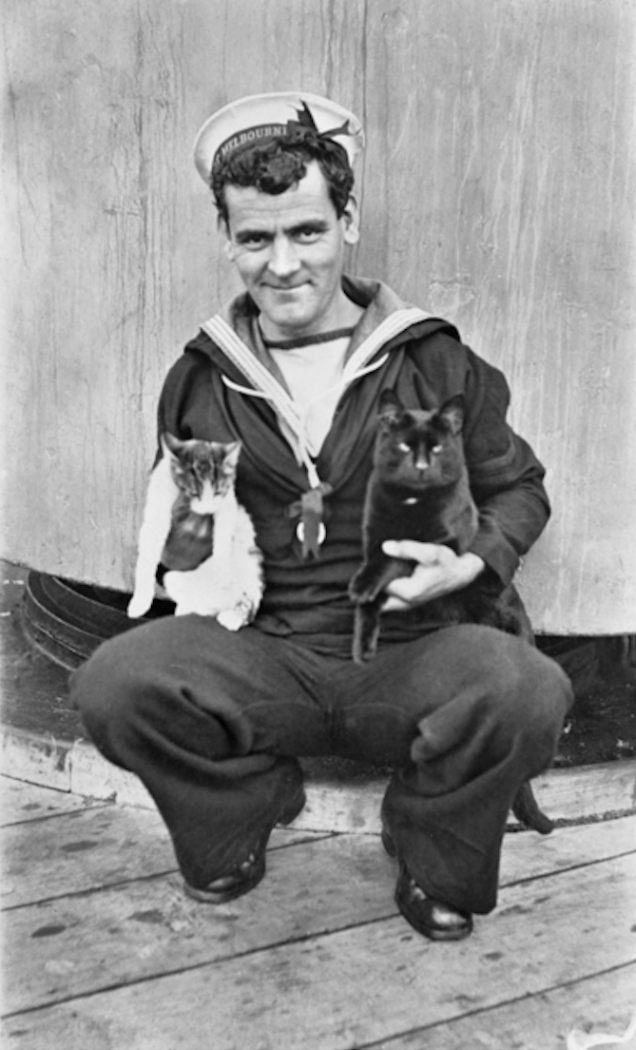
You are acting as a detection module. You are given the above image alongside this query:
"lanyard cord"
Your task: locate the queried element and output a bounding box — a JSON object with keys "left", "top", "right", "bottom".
{"left": 221, "top": 353, "right": 390, "bottom": 485}
{"left": 205, "top": 305, "right": 430, "bottom": 483}
{"left": 203, "top": 307, "right": 431, "bottom": 557}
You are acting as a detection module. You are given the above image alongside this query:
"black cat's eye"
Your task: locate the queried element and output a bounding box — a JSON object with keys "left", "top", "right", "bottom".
{"left": 431, "top": 444, "right": 442, "bottom": 454}
{"left": 398, "top": 442, "right": 411, "bottom": 453}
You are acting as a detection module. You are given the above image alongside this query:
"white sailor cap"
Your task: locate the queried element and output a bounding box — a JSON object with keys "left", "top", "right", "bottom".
{"left": 193, "top": 91, "right": 364, "bottom": 183}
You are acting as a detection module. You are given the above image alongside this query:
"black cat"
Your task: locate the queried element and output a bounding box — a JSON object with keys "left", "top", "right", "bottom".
{"left": 349, "top": 389, "right": 553, "bottom": 834}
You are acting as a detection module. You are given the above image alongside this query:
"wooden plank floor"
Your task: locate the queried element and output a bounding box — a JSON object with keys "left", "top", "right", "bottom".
{"left": 1, "top": 775, "right": 635, "bottom": 1050}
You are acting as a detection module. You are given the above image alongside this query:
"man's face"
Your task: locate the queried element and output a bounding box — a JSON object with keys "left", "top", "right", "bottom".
{"left": 222, "top": 161, "right": 359, "bottom": 341}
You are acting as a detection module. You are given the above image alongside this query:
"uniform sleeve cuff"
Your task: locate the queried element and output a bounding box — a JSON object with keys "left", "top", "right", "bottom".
{"left": 467, "top": 530, "right": 519, "bottom": 588}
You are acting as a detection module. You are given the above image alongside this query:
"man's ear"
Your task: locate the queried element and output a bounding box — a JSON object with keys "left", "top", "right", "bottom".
{"left": 342, "top": 194, "right": 360, "bottom": 246}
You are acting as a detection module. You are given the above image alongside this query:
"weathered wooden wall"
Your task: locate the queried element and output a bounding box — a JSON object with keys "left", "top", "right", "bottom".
{"left": 1, "top": 0, "right": 635, "bottom": 633}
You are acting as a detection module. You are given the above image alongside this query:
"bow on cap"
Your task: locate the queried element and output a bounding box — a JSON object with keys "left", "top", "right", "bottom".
{"left": 285, "top": 101, "right": 354, "bottom": 151}
{"left": 193, "top": 91, "right": 364, "bottom": 183}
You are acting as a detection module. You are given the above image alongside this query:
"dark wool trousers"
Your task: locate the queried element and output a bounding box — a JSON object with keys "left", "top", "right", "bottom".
{"left": 70, "top": 617, "right": 573, "bottom": 914}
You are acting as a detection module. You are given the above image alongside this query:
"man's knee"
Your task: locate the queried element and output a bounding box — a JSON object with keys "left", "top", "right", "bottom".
{"left": 70, "top": 626, "right": 161, "bottom": 745}
{"left": 465, "top": 627, "right": 574, "bottom": 755}
{"left": 410, "top": 627, "right": 572, "bottom": 777}
{"left": 437, "top": 625, "right": 572, "bottom": 738}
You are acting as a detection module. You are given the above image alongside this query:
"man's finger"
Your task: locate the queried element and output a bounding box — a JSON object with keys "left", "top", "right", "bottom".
{"left": 385, "top": 567, "right": 442, "bottom": 603}
{"left": 382, "top": 539, "right": 442, "bottom": 563}
{"left": 382, "top": 595, "right": 411, "bottom": 612}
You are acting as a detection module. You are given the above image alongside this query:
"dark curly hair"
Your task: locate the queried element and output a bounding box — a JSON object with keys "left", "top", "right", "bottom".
{"left": 211, "top": 131, "right": 355, "bottom": 225}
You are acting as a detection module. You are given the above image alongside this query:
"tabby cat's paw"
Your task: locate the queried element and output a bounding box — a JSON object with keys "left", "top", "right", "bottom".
{"left": 217, "top": 607, "right": 249, "bottom": 631}
{"left": 127, "top": 592, "right": 152, "bottom": 618}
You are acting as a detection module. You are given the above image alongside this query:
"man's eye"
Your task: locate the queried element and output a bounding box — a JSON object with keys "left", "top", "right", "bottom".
{"left": 235, "top": 232, "right": 268, "bottom": 249}
{"left": 295, "top": 228, "right": 321, "bottom": 242}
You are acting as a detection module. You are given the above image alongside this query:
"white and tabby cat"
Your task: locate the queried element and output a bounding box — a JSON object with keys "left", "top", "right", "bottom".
{"left": 128, "top": 434, "right": 263, "bottom": 629}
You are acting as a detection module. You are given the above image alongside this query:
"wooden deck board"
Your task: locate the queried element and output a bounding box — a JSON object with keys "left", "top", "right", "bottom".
{"left": 498, "top": 814, "right": 636, "bottom": 884}
{"left": 2, "top": 850, "right": 634, "bottom": 1049}
{"left": 368, "top": 963, "right": 636, "bottom": 1050}
{"left": 2, "top": 778, "right": 635, "bottom": 1050}
{"left": 2, "top": 816, "right": 635, "bottom": 1015}
{"left": 3, "top": 773, "right": 634, "bottom": 911}
{"left": 1, "top": 805, "right": 176, "bottom": 907}
{"left": 0, "top": 835, "right": 395, "bottom": 1014}
{"left": 0, "top": 776, "right": 108, "bottom": 826}
{"left": 0, "top": 799, "right": 328, "bottom": 909}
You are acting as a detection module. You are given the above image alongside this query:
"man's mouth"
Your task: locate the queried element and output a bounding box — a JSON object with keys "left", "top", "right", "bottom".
{"left": 264, "top": 280, "right": 308, "bottom": 291}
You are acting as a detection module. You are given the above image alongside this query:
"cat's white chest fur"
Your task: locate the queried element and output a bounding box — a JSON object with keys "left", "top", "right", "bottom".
{"left": 163, "top": 497, "right": 263, "bottom": 628}
{"left": 127, "top": 445, "right": 263, "bottom": 629}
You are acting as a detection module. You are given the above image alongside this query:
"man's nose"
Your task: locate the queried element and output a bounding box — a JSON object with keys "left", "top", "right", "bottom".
{"left": 267, "top": 235, "right": 300, "bottom": 278}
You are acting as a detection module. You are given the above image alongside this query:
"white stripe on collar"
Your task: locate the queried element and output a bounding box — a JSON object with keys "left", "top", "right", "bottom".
{"left": 202, "top": 307, "right": 431, "bottom": 484}
{"left": 202, "top": 315, "right": 302, "bottom": 437}
{"left": 341, "top": 307, "right": 432, "bottom": 382}
{"left": 203, "top": 308, "right": 429, "bottom": 412}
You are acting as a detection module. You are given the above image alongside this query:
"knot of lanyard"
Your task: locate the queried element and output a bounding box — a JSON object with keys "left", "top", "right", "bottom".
{"left": 287, "top": 482, "right": 333, "bottom": 559}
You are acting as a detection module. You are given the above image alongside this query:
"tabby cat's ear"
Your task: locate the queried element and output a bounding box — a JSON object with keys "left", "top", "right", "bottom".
{"left": 161, "top": 432, "right": 185, "bottom": 457}
{"left": 222, "top": 441, "right": 242, "bottom": 470}
{"left": 438, "top": 394, "right": 465, "bottom": 435}
{"left": 378, "top": 389, "right": 404, "bottom": 427}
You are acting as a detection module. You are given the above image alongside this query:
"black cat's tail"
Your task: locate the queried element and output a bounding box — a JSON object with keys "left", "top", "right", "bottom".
{"left": 352, "top": 603, "right": 382, "bottom": 664}
{"left": 512, "top": 781, "right": 554, "bottom": 835}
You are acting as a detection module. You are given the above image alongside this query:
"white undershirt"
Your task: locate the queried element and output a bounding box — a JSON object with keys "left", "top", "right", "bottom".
{"left": 269, "top": 337, "right": 350, "bottom": 456}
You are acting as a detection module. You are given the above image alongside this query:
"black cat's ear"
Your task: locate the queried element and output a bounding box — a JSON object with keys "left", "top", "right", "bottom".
{"left": 161, "top": 432, "right": 185, "bottom": 458}
{"left": 378, "top": 389, "right": 404, "bottom": 427}
{"left": 438, "top": 394, "right": 465, "bottom": 435}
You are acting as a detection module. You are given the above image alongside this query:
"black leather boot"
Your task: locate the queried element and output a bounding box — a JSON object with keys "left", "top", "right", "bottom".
{"left": 382, "top": 827, "right": 473, "bottom": 942}
{"left": 185, "top": 785, "right": 305, "bottom": 904}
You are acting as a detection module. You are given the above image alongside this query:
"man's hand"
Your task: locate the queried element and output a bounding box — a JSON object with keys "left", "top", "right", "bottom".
{"left": 381, "top": 540, "right": 485, "bottom": 612}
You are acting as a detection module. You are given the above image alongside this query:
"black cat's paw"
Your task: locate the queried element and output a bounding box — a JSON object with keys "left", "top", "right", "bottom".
{"left": 350, "top": 585, "right": 380, "bottom": 605}
{"left": 348, "top": 566, "right": 381, "bottom": 605}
